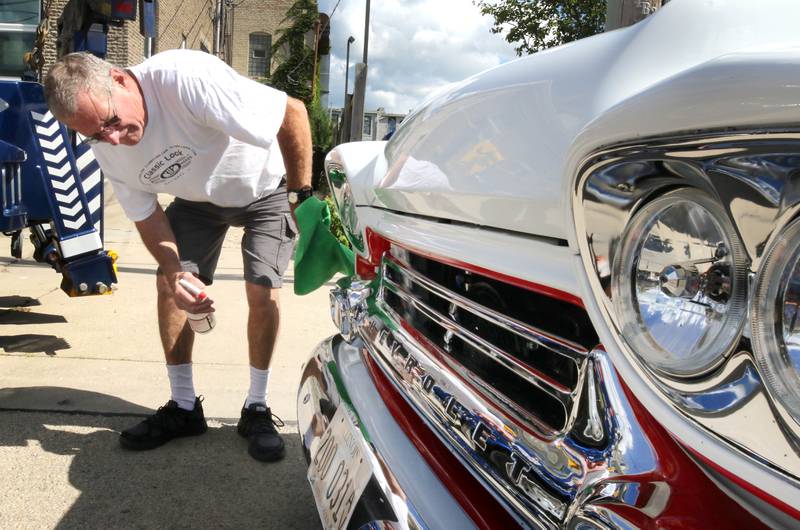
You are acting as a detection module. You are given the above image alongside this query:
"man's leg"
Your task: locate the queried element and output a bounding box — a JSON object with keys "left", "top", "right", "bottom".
{"left": 157, "top": 270, "right": 195, "bottom": 366}
{"left": 157, "top": 270, "right": 198, "bottom": 412}
{"left": 237, "top": 281, "right": 286, "bottom": 461}
{"left": 156, "top": 198, "right": 227, "bottom": 411}
{"left": 119, "top": 199, "right": 229, "bottom": 451}
{"left": 245, "top": 281, "right": 280, "bottom": 397}
{"left": 245, "top": 281, "right": 280, "bottom": 369}
{"left": 236, "top": 182, "right": 295, "bottom": 462}
{"left": 118, "top": 272, "right": 208, "bottom": 451}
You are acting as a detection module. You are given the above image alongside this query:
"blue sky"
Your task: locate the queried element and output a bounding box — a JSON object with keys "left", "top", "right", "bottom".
{"left": 319, "top": 0, "right": 520, "bottom": 114}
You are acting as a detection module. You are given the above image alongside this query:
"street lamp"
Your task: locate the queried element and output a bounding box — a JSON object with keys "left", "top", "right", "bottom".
{"left": 341, "top": 35, "right": 355, "bottom": 143}
{"left": 344, "top": 36, "right": 355, "bottom": 102}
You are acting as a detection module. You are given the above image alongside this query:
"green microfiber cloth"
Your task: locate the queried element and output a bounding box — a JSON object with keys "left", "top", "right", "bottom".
{"left": 293, "top": 196, "right": 354, "bottom": 295}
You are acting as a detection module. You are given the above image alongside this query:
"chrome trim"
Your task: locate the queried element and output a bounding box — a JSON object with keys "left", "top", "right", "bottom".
{"left": 573, "top": 131, "right": 800, "bottom": 500}
{"left": 385, "top": 255, "right": 587, "bottom": 366}
{"left": 297, "top": 335, "right": 474, "bottom": 530}
{"left": 329, "top": 277, "right": 371, "bottom": 343}
{"left": 325, "top": 263, "right": 784, "bottom": 526}
{"left": 355, "top": 307, "right": 672, "bottom": 528}
{"left": 379, "top": 255, "right": 590, "bottom": 436}
{"left": 381, "top": 274, "right": 573, "bottom": 436}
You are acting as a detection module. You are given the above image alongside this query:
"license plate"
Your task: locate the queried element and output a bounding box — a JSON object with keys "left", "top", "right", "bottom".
{"left": 308, "top": 406, "right": 373, "bottom": 530}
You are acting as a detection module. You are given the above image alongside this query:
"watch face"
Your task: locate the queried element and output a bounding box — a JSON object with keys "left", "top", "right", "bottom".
{"left": 288, "top": 191, "right": 299, "bottom": 204}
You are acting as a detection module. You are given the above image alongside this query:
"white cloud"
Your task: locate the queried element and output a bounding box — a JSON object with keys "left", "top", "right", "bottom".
{"left": 319, "top": 0, "right": 518, "bottom": 114}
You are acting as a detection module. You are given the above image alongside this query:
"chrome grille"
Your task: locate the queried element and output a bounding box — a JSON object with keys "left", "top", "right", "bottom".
{"left": 378, "top": 251, "right": 594, "bottom": 437}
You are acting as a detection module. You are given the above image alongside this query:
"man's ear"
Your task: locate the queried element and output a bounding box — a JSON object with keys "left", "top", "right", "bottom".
{"left": 109, "top": 68, "right": 127, "bottom": 88}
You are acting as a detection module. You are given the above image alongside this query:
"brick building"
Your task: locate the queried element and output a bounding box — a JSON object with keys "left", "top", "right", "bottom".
{"left": 220, "top": 0, "right": 294, "bottom": 79}
{"left": 0, "top": 0, "right": 297, "bottom": 78}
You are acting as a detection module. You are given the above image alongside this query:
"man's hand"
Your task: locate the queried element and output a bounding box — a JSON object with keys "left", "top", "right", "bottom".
{"left": 135, "top": 207, "right": 214, "bottom": 313}
{"left": 172, "top": 271, "right": 215, "bottom": 313}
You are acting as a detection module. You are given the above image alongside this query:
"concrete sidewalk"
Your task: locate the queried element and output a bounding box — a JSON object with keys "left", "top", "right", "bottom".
{"left": 0, "top": 196, "right": 337, "bottom": 528}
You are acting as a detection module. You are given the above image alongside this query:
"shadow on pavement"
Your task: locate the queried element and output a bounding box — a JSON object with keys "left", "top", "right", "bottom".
{"left": 0, "top": 295, "right": 40, "bottom": 308}
{"left": 0, "top": 334, "right": 70, "bottom": 355}
{"left": 0, "top": 298, "right": 70, "bottom": 354}
{"left": 0, "top": 310, "right": 67, "bottom": 325}
{"left": 0, "top": 387, "right": 320, "bottom": 529}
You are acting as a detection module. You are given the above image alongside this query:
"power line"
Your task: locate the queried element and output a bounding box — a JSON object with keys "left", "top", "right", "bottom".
{"left": 157, "top": 0, "right": 190, "bottom": 41}
{"left": 184, "top": 0, "right": 212, "bottom": 42}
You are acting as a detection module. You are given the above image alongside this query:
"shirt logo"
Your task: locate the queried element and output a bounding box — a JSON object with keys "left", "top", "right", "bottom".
{"left": 139, "top": 145, "right": 196, "bottom": 186}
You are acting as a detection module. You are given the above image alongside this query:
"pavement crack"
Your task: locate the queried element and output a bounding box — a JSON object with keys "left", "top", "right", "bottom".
{"left": 0, "top": 353, "right": 247, "bottom": 367}
{"left": 0, "top": 406, "right": 298, "bottom": 427}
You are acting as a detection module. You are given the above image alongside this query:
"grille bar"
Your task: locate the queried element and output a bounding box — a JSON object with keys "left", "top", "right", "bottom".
{"left": 379, "top": 254, "right": 590, "bottom": 435}
{"left": 384, "top": 260, "right": 581, "bottom": 396}
{"left": 385, "top": 256, "right": 586, "bottom": 384}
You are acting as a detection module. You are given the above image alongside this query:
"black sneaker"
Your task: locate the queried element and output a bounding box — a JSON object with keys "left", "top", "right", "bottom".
{"left": 237, "top": 403, "right": 285, "bottom": 462}
{"left": 120, "top": 397, "right": 208, "bottom": 450}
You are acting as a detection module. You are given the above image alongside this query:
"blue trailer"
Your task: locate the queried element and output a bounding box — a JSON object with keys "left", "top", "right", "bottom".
{"left": 0, "top": 79, "right": 117, "bottom": 296}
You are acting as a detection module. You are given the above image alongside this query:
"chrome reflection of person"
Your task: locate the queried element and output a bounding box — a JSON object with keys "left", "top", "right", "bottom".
{"left": 44, "top": 50, "right": 313, "bottom": 462}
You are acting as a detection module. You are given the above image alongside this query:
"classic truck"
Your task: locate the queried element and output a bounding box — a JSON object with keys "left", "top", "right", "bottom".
{"left": 297, "top": 0, "right": 800, "bottom": 528}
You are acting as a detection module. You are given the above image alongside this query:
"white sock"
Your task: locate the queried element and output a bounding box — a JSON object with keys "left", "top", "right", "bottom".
{"left": 244, "top": 366, "right": 271, "bottom": 408}
{"left": 167, "top": 363, "right": 196, "bottom": 411}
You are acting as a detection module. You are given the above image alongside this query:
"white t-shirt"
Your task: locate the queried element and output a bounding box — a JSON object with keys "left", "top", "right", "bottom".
{"left": 92, "top": 49, "right": 288, "bottom": 222}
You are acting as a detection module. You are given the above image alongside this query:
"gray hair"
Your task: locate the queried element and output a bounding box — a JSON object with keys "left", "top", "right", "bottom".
{"left": 44, "top": 53, "right": 115, "bottom": 120}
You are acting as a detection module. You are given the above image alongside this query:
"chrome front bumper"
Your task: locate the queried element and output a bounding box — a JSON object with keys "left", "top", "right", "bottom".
{"left": 301, "top": 276, "right": 776, "bottom": 529}
{"left": 297, "top": 333, "right": 475, "bottom": 530}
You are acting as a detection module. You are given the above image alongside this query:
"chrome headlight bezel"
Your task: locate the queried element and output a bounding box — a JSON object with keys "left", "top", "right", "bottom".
{"left": 573, "top": 131, "right": 800, "bottom": 512}
{"left": 751, "top": 216, "right": 800, "bottom": 427}
{"left": 610, "top": 187, "right": 748, "bottom": 379}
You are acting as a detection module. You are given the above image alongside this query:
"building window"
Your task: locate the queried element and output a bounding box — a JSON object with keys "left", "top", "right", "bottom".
{"left": 0, "top": 0, "right": 39, "bottom": 77}
{"left": 249, "top": 32, "right": 271, "bottom": 78}
{"left": 363, "top": 115, "right": 372, "bottom": 136}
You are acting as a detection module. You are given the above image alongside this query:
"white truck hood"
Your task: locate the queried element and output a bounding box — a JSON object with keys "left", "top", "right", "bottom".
{"left": 352, "top": 0, "right": 800, "bottom": 240}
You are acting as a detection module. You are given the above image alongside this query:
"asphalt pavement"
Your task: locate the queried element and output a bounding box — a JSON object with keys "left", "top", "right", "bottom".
{"left": 0, "top": 192, "right": 337, "bottom": 529}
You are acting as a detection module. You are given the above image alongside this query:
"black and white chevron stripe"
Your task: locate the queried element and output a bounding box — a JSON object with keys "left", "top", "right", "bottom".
{"left": 73, "top": 136, "right": 103, "bottom": 235}
{"left": 30, "top": 110, "right": 88, "bottom": 231}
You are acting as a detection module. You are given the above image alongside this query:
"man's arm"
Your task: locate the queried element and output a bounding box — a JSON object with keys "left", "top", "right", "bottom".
{"left": 135, "top": 205, "right": 213, "bottom": 312}
{"left": 277, "top": 96, "right": 313, "bottom": 200}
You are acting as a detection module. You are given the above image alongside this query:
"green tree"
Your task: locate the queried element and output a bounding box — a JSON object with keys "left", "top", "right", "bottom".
{"left": 309, "top": 78, "right": 334, "bottom": 193}
{"left": 268, "top": 0, "right": 334, "bottom": 191}
{"left": 475, "top": 0, "right": 606, "bottom": 55}
{"left": 309, "top": 82, "right": 332, "bottom": 152}
{"left": 269, "top": 0, "right": 318, "bottom": 104}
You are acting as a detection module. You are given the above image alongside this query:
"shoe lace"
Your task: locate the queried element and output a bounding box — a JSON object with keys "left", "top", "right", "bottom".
{"left": 146, "top": 402, "right": 184, "bottom": 432}
{"left": 250, "top": 408, "right": 285, "bottom": 433}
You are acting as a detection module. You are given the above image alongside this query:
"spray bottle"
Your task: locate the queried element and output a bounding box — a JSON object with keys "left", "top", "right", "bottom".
{"left": 178, "top": 278, "right": 216, "bottom": 333}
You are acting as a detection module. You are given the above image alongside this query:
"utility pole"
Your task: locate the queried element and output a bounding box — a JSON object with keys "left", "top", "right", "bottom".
{"left": 362, "top": 0, "right": 370, "bottom": 64}
{"left": 213, "top": 0, "right": 223, "bottom": 56}
{"left": 606, "top": 0, "right": 663, "bottom": 31}
{"left": 350, "top": 0, "right": 370, "bottom": 142}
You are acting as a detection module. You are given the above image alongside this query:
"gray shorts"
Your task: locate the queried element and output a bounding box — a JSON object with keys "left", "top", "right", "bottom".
{"left": 164, "top": 180, "right": 297, "bottom": 287}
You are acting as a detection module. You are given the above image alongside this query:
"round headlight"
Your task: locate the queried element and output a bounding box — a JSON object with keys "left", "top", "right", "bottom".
{"left": 611, "top": 188, "right": 748, "bottom": 378}
{"left": 751, "top": 217, "right": 800, "bottom": 425}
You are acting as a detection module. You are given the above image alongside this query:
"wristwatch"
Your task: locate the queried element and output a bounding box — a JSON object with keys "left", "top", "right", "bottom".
{"left": 288, "top": 186, "right": 313, "bottom": 205}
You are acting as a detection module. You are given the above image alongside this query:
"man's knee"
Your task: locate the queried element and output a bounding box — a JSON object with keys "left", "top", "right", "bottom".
{"left": 246, "top": 283, "right": 280, "bottom": 315}
{"left": 156, "top": 269, "right": 172, "bottom": 297}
